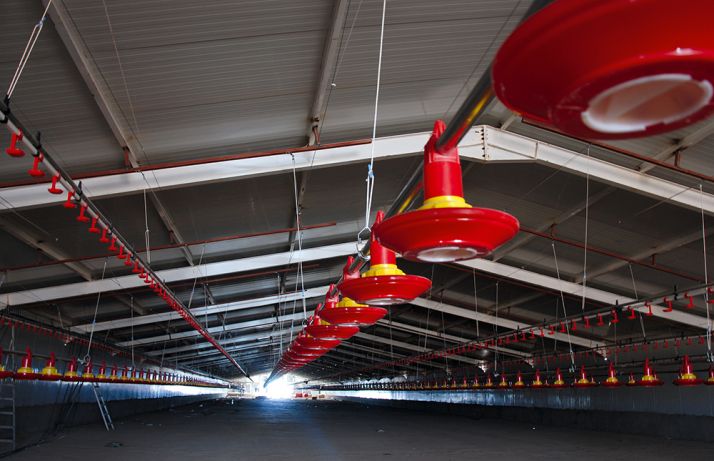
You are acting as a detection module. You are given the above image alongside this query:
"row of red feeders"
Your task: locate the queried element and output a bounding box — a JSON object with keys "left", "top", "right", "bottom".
{"left": 492, "top": 0, "right": 714, "bottom": 140}
{"left": 373, "top": 120, "right": 519, "bottom": 263}
{"left": 339, "top": 212, "right": 431, "bottom": 305}
{"left": 1, "top": 348, "right": 222, "bottom": 387}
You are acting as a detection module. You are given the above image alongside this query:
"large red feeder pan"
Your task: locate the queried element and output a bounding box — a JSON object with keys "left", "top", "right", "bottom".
{"left": 294, "top": 333, "right": 341, "bottom": 350}
{"left": 636, "top": 358, "right": 664, "bottom": 387}
{"left": 574, "top": 365, "right": 598, "bottom": 388}
{"left": 492, "top": 0, "right": 714, "bottom": 140}
{"left": 373, "top": 120, "right": 519, "bottom": 263}
{"left": 304, "top": 309, "right": 360, "bottom": 340}
{"left": 62, "top": 357, "right": 81, "bottom": 382}
{"left": 319, "top": 278, "right": 387, "bottom": 326}
{"left": 38, "top": 352, "right": 61, "bottom": 381}
{"left": 601, "top": 362, "right": 622, "bottom": 388}
{"left": 288, "top": 345, "right": 330, "bottom": 358}
{"left": 14, "top": 348, "right": 40, "bottom": 380}
{"left": 673, "top": 355, "right": 703, "bottom": 386}
{"left": 550, "top": 368, "right": 567, "bottom": 389}
{"left": 0, "top": 348, "right": 13, "bottom": 379}
{"left": 530, "top": 370, "right": 547, "bottom": 388}
{"left": 339, "top": 212, "right": 431, "bottom": 305}
{"left": 283, "top": 351, "right": 315, "bottom": 363}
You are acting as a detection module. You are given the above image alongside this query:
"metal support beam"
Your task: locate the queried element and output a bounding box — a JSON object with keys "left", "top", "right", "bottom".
{"left": 355, "top": 333, "right": 480, "bottom": 366}
{"left": 456, "top": 258, "right": 714, "bottom": 331}
{"left": 1, "top": 242, "right": 354, "bottom": 307}
{"left": 72, "top": 286, "right": 329, "bottom": 333}
{"left": 409, "top": 297, "right": 604, "bottom": 350}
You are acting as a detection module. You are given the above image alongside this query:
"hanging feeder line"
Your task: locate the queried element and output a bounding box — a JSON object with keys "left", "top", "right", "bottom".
{"left": 305, "top": 282, "right": 714, "bottom": 382}
{"left": 0, "top": 102, "right": 249, "bottom": 380}
{"left": 310, "top": 334, "right": 712, "bottom": 387}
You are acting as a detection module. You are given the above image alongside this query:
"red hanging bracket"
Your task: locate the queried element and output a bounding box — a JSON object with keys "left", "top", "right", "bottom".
{"left": 6, "top": 131, "right": 25, "bottom": 157}
{"left": 28, "top": 153, "right": 45, "bottom": 177}
{"left": 62, "top": 190, "right": 76, "bottom": 209}
{"left": 48, "top": 174, "right": 63, "bottom": 195}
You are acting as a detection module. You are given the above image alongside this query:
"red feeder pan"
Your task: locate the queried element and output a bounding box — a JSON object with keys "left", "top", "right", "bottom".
{"left": 530, "top": 370, "right": 546, "bottom": 388}
{"left": 304, "top": 309, "right": 359, "bottom": 340}
{"left": 289, "top": 345, "right": 330, "bottom": 357}
{"left": 493, "top": 0, "right": 714, "bottom": 140}
{"left": 374, "top": 120, "right": 519, "bottom": 263}
{"left": 601, "top": 362, "right": 622, "bottom": 388}
{"left": 294, "top": 333, "right": 341, "bottom": 350}
{"left": 574, "top": 365, "right": 598, "bottom": 388}
{"left": 550, "top": 368, "right": 567, "bottom": 389}
{"left": 319, "top": 277, "right": 387, "bottom": 326}
{"left": 14, "top": 348, "right": 40, "bottom": 380}
{"left": 38, "top": 352, "right": 61, "bottom": 381}
{"left": 673, "top": 355, "right": 703, "bottom": 386}
{"left": 338, "top": 212, "right": 431, "bottom": 305}
{"left": 637, "top": 358, "right": 664, "bottom": 387}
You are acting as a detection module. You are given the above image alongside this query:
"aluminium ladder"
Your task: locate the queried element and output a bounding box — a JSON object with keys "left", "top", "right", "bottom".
{"left": 91, "top": 383, "right": 114, "bottom": 431}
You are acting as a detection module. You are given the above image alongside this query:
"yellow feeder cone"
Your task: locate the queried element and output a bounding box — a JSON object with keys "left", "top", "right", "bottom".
{"left": 514, "top": 371, "right": 526, "bottom": 388}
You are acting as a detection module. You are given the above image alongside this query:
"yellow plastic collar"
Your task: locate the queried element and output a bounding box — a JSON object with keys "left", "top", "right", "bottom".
{"left": 641, "top": 374, "right": 656, "bottom": 382}
{"left": 362, "top": 263, "right": 404, "bottom": 277}
{"left": 554, "top": 378, "right": 565, "bottom": 385}
{"left": 64, "top": 371, "right": 78, "bottom": 378}
{"left": 336, "top": 297, "right": 367, "bottom": 308}
{"left": 605, "top": 376, "right": 619, "bottom": 384}
{"left": 17, "top": 367, "right": 33, "bottom": 374}
{"left": 419, "top": 195, "right": 472, "bottom": 210}
{"left": 41, "top": 366, "right": 58, "bottom": 375}
{"left": 680, "top": 372, "right": 697, "bottom": 380}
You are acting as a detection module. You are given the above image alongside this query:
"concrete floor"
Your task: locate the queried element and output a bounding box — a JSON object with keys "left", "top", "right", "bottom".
{"left": 8, "top": 398, "right": 713, "bottom": 460}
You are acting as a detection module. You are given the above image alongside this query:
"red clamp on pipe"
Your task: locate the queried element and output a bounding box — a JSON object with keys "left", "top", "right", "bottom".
{"left": 627, "top": 307, "right": 636, "bottom": 320}
{"left": 108, "top": 236, "right": 118, "bottom": 252}
{"left": 571, "top": 319, "right": 577, "bottom": 331}
{"left": 531, "top": 369, "right": 546, "bottom": 388}
{"left": 338, "top": 211, "right": 431, "bottom": 305}
{"left": 706, "top": 366, "right": 714, "bottom": 385}
{"left": 28, "top": 153, "right": 45, "bottom": 177}
{"left": 520, "top": 331, "right": 526, "bottom": 341}
{"left": 319, "top": 277, "right": 387, "bottom": 326}
{"left": 6, "top": 131, "right": 25, "bottom": 157}
{"left": 48, "top": 174, "right": 63, "bottom": 195}
{"left": 98, "top": 227, "right": 110, "bottom": 243}
{"left": 132, "top": 260, "right": 142, "bottom": 274}
{"left": 548, "top": 325, "right": 555, "bottom": 335}
{"left": 596, "top": 314, "right": 604, "bottom": 326}
{"left": 117, "top": 245, "right": 126, "bottom": 260}
{"left": 373, "top": 120, "right": 519, "bottom": 263}
{"left": 63, "top": 190, "right": 76, "bottom": 209}
{"left": 645, "top": 301, "right": 653, "bottom": 316}
{"left": 583, "top": 316, "right": 591, "bottom": 328}
{"left": 559, "top": 322, "right": 566, "bottom": 333}
{"left": 611, "top": 310, "right": 619, "bottom": 324}
{"left": 492, "top": 0, "right": 714, "bottom": 139}
{"left": 124, "top": 253, "right": 133, "bottom": 266}
{"left": 663, "top": 297, "right": 673, "bottom": 312}
{"left": 76, "top": 204, "right": 90, "bottom": 223}
{"left": 88, "top": 217, "right": 100, "bottom": 233}
{"left": 529, "top": 330, "right": 536, "bottom": 340}
{"left": 685, "top": 293, "right": 695, "bottom": 309}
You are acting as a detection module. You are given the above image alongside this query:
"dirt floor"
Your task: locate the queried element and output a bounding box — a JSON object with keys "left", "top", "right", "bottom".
{"left": 7, "top": 398, "right": 714, "bottom": 460}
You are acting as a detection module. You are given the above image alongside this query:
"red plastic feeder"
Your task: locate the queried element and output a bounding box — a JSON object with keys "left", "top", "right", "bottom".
{"left": 319, "top": 277, "right": 387, "bottom": 326}
{"left": 39, "top": 352, "right": 61, "bottom": 381}
{"left": 373, "top": 120, "right": 519, "bottom": 263}
{"left": 673, "top": 355, "right": 703, "bottom": 386}
{"left": 706, "top": 367, "right": 714, "bottom": 385}
{"left": 550, "top": 368, "right": 567, "bottom": 389}
{"left": 601, "top": 362, "right": 622, "bottom": 388}
{"left": 5, "top": 131, "right": 25, "bottom": 157}
{"left": 574, "top": 365, "right": 598, "bottom": 388}
{"left": 338, "top": 212, "right": 431, "bottom": 305}
{"left": 492, "top": 0, "right": 714, "bottom": 140}
{"left": 62, "top": 357, "right": 81, "bottom": 381}
{"left": 294, "top": 333, "right": 341, "bottom": 350}
{"left": 530, "top": 370, "right": 547, "bottom": 388}
{"left": 289, "top": 344, "right": 330, "bottom": 357}
{"left": 636, "top": 358, "right": 664, "bottom": 387}
{"left": 14, "top": 348, "right": 39, "bottom": 380}
{"left": 304, "top": 309, "right": 359, "bottom": 340}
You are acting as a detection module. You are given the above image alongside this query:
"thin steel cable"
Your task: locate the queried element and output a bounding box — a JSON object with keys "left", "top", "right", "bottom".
{"left": 144, "top": 188, "right": 151, "bottom": 264}
{"left": 5, "top": 0, "right": 54, "bottom": 100}
{"left": 473, "top": 269, "right": 480, "bottom": 337}
{"left": 701, "top": 184, "right": 712, "bottom": 361}
{"left": 84, "top": 258, "right": 108, "bottom": 359}
{"left": 290, "top": 155, "right": 308, "bottom": 320}
{"left": 580, "top": 145, "right": 591, "bottom": 312}
{"left": 359, "top": 0, "right": 387, "bottom": 240}
{"left": 551, "top": 242, "right": 576, "bottom": 369}
{"left": 628, "top": 263, "right": 647, "bottom": 340}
